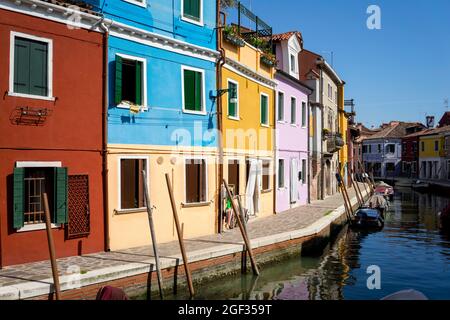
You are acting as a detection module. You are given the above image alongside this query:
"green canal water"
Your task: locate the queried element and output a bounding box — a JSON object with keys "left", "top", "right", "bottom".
{"left": 139, "top": 188, "right": 450, "bottom": 300}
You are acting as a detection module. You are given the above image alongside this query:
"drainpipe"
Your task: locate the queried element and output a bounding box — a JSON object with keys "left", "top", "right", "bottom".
{"left": 99, "top": 20, "right": 112, "bottom": 251}
{"left": 319, "top": 67, "right": 325, "bottom": 200}
{"left": 306, "top": 92, "right": 312, "bottom": 204}
{"left": 216, "top": 1, "right": 226, "bottom": 233}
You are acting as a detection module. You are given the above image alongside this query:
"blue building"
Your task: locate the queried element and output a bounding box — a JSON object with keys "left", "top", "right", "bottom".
{"left": 84, "top": 0, "right": 220, "bottom": 250}
{"left": 362, "top": 122, "right": 424, "bottom": 179}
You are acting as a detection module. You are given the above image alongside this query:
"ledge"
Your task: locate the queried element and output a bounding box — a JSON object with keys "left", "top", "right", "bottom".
{"left": 114, "top": 208, "right": 147, "bottom": 215}
{"left": 181, "top": 201, "right": 212, "bottom": 208}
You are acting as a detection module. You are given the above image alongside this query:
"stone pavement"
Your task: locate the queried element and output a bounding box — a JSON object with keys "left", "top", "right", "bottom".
{"left": 0, "top": 184, "right": 366, "bottom": 299}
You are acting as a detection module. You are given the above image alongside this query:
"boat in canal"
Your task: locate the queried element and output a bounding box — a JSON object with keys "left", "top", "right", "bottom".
{"left": 351, "top": 208, "right": 384, "bottom": 230}
{"left": 375, "top": 181, "right": 394, "bottom": 200}
{"left": 412, "top": 180, "right": 430, "bottom": 192}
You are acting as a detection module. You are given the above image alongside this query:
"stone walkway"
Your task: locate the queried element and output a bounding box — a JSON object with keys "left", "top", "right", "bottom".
{"left": 0, "top": 185, "right": 366, "bottom": 298}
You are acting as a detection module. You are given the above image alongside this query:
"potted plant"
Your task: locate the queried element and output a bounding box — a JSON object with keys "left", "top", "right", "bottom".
{"left": 322, "top": 128, "right": 330, "bottom": 139}
{"left": 223, "top": 25, "right": 245, "bottom": 47}
{"left": 260, "top": 51, "right": 277, "bottom": 67}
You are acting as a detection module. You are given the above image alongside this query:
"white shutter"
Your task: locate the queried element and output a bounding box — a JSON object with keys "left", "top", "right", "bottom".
{"left": 245, "top": 159, "right": 257, "bottom": 215}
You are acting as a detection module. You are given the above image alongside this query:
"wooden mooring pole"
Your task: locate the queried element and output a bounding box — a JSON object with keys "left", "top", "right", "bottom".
{"left": 42, "top": 193, "right": 61, "bottom": 300}
{"left": 165, "top": 173, "right": 195, "bottom": 297}
{"left": 349, "top": 167, "right": 364, "bottom": 206}
{"left": 223, "top": 179, "right": 259, "bottom": 276}
{"left": 336, "top": 172, "right": 355, "bottom": 221}
{"left": 142, "top": 170, "right": 164, "bottom": 300}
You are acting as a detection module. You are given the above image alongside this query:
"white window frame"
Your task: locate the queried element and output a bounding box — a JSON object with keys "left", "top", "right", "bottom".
{"left": 301, "top": 101, "right": 307, "bottom": 128}
{"left": 261, "top": 159, "right": 271, "bottom": 192}
{"left": 277, "top": 158, "right": 286, "bottom": 189}
{"left": 117, "top": 155, "right": 150, "bottom": 212}
{"left": 123, "top": 0, "right": 147, "bottom": 8}
{"left": 184, "top": 156, "right": 209, "bottom": 204}
{"left": 227, "top": 78, "right": 239, "bottom": 120}
{"left": 9, "top": 31, "right": 54, "bottom": 101}
{"left": 115, "top": 53, "right": 148, "bottom": 111}
{"left": 15, "top": 161, "right": 61, "bottom": 232}
{"left": 290, "top": 53, "right": 296, "bottom": 73}
{"left": 277, "top": 90, "right": 285, "bottom": 123}
{"left": 181, "top": 0, "right": 204, "bottom": 27}
{"left": 181, "top": 65, "right": 206, "bottom": 115}
{"left": 290, "top": 96, "right": 297, "bottom": 126}
{"left": 260, "top": 92, "right": 270, "bottom": 127}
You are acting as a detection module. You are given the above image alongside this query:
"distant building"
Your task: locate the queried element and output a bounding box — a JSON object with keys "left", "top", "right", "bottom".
{"left": 438, "top": 112, "right": 450, "bottom": 128}
{"left": 362, "top": 122, "right": 425, "bottom": 178}
{"left": 418, "top": 126, "right": 450, "bottom": 180}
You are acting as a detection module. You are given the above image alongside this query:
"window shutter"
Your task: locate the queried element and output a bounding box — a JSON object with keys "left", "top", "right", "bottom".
{"left": 29, "top": 41, "right": 48, "bottom": 96}
{"left": 228, "top": 82, "right": 236, "bottom": 117}
{"left": 13, "top": 167, "right": 25, "bottom": 229}
{"left": 261, "top": 96, "right": 267, "bottom": 124}
{"left": 54, "top": 167, "right": 68, "bottom": 224}
{"left": 194, "top": 71, "right": 202, "bottom": 111}
{"left": 135, "top": 60, "right": 142, "bottom": 106}
{"left": 184, "top": 70, "right": 195, "bottom": 111}
{"left": 184, "top": 0, "right": 200, "bottom": 20}
{"left": 115, "top": 56, "right": 123, "bottom": 105}
{"left": 14, "top": 38, "right": 31, "bottom": 95}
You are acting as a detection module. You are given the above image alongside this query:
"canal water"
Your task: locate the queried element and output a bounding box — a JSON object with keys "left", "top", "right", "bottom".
{"left": 142, "top": 188, "right": 450, "bottom": 300}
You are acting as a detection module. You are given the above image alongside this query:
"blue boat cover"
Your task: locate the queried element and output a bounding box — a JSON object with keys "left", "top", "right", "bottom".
{"left": 356, "top": 208, "right": 381, "bottom": 219}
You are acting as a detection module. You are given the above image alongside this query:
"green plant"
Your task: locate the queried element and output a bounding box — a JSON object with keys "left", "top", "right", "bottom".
{"left": 223, "top": 24, "right": 238, "bottom": 36}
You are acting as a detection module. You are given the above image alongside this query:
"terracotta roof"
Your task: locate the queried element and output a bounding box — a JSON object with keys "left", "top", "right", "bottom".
{"left": 421, "top": 125, "right": 450, "bottom": 136}
{"left": 438, "top": 112, "right": 450, "bottom": 127}
{"left": 365, "top": 122, "right": 424, "bottom": 140}
{"left": 271, "top": 31, "right": 303, "bottom": 43}
{"left": 403, "top": 128, "right": 434, "bottom": 138}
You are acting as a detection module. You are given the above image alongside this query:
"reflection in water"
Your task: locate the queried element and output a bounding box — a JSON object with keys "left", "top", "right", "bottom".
{"left": 141, "top": 189, "right": 450, "bottom": 300}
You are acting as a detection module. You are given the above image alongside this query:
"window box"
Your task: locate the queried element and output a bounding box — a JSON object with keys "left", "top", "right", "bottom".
{"left": 260, "top": 53, "right": 277, "bottom": 67}
{"left": 223, "top": 27, "right": 245, "bottom": 47}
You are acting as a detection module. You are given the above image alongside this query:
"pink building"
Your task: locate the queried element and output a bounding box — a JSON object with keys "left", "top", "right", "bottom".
{"left": 273, "top": 32, "right": 312, "bottom": 213}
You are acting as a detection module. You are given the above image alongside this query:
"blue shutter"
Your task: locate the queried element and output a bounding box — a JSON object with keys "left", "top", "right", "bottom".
{"left": 13, "top": 168, "right": 25, "bottom": 229}
{"left": 54, "top": 167, "right": 68, "bottom": 224}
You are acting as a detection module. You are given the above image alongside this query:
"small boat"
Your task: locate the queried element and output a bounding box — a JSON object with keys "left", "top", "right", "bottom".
{"left": 412, "top": 180, "right": 430, "bottom": 192}
{"left": 381, "top": 289, "right": 428, "bottom": 300}
{"left": 365, "top": 194, "right": 389, "bottom": 217}
{"left": 375, "top": 181, "right": 394, "bottom": 200}
{"left": 351, "top": 208, "right": 384, "bottom": 229}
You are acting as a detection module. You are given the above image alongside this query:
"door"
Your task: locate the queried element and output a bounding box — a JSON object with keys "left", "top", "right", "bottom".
{"left": 290, "top": 158, "right": 298, "bottom": 204}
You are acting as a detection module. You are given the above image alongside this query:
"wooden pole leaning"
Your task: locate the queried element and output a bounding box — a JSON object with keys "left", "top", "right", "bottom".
{"left": 223, "top": 179, "right": 259, "bottom": 276}
{"left": 336, "top": 174, "right": 352, "bottom": 223}
{"left": 43, "top": 193, "right": 61, "bottom": 300}
{"left": 142, "top": 170, "right": 164, "bottom": 300}
{"left": 349, "top": 167, "right": 364, "bottom": 206}
{"left": 165, "top": 173, "right": 195, "bottom": 297}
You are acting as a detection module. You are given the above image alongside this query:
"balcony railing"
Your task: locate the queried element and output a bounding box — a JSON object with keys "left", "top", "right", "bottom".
{"left": 324, "top": 132, "right": 345, "bottom": 153}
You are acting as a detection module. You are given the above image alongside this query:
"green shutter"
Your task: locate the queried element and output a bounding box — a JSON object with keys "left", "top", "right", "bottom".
{"left": 135, "top": 60, "right": 142, "bottom": 106}
{"left": 261, "top": 95, "right": 267, "bottom": 125}
{"left": 29, "top": 40, "right": 48, "bottom": 96}
{"left": 115, "top": 55, "right": 123, "bottom": 105}
{"left": 13, "top": 168, "right": 25, "bottom": 229}
{"left": 184, "top": 69, "right": 195, "bottom": 111}
{"left": 228, "top": 82, "right": 236, "bottom": 117}
{"left": 184, "top": 0, "right": 200, "bottom": 21}
{"left": 194, "top": 71, "right": 202, "bottom": 111}
{"left": 54, "top": 167, "right": 68, "bottom": 224}
{"left": 14, "top": 38, "right": 31, "bottom": 95}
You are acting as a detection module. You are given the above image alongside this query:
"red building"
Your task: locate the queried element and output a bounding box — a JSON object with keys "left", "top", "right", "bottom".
{"left": 0, "top": 1, "right": 106, "bottom": 267}
{"left": 401, "top": 129, "right": 431, "bottom": 178}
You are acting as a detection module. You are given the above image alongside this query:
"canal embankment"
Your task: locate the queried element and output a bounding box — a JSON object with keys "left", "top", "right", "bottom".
{"left": 0, "top": 184, "right": 367, "bottom": 300}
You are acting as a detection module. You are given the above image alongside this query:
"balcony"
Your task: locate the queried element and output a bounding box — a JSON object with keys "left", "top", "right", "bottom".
{"left": 324, "top": 132, "right": 345, "bottom": 153}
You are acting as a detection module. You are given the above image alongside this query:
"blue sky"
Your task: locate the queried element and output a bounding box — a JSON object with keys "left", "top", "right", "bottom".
{"left": 235, "top": 0, "right": 450, "bottom": 128}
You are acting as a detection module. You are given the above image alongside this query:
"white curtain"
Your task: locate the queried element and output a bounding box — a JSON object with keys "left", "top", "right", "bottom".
{"left": 245, "top": 159, "right": 257, "bottom": 215}
{"left": 290, "top": 158, "right": 299, "bottom": 204}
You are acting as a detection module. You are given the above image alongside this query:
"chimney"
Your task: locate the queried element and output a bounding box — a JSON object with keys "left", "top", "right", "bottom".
{"left": 426, "top": 116, "right": 435, "bottom": 128}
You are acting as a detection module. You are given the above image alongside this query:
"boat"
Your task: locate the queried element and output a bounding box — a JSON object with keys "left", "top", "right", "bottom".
{"left": 381, "top": 289, "right": 428, "bottom": 300}
{"left": 365, "top": 194, "right": 389, "bottom": 217}
{"left": 351, "top": 208, "right": 384, "bottom": 230}
{"left": 375, "top": 181, "right": 394, "bottom": 200}
{"left": 411, "top": 180, "right": 430, "bottom": 192}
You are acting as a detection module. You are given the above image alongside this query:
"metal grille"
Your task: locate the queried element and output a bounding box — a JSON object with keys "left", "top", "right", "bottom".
{"left": 24, "top": 177, "right": 45, "bottom": 224}
{"left": 67, "top": 175, "right": 90, "bottom": 239}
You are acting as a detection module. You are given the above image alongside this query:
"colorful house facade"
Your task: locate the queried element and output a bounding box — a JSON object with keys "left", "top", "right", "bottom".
{"left": 85, "top": 0, "right": 220, "bottom": 250}
{"left": 219, "top": 4, "right": 276, "bottom": 221}
{"left": 272, "top": 32, "right": 312, "bottom": 212}
{"left": 418, "top": 126, "right": 450, "bottom": 180}
{"left": 0, "top": 0, "right": 106, "bottom": 266}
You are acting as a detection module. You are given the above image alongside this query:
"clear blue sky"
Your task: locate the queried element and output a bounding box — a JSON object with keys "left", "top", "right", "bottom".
{"left": 236, "top": 0, "right": 450, "bottom": 128}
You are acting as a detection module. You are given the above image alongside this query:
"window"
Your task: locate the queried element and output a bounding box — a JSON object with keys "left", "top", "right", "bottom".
{"left": 412, "top": 162, "right": 417, "bottom": 173}
{"left": 434, "top": 140, "right": 439, "bottom": 151}
{"left": 362, "top": 145, "right": 368, "bottom": 154}
{"left": 328, "top": 84, "right": 332, "bottom": 99}
{"left": 387, "top": 144, "right": 395, "bottom": 154}
{"left": 402, "top": 142, "right": 407, "bottom": 154}
{"left": 301, "top": 159, "right": 307, "bottom": 184}
{"left": 120, "top": 158, "right": 146, "bottom": 210}
{"left": 421, "top": 141, "right": 425, "bottom": 152}
{"left": 115, "top": 54, "right": 146, "bottom": 108}
{"left": 11, "top": 32, "right": 53, "bottom": 99}
{"left": 13, "top": 165, "right": 68, "bottom": 230}
{"left": 378, "top": 144, "right": 381, "bottom": 153}
{"left": 369, "top": 145, "right": 372, "bottom": 153}
{"left": 277, "top": 91, "right": 284, "bottom": 122}
{"left": 447, "top": 160, "right": 450, "bottom": 180}
{"left": 227, "top": 79, "right": 238, "bottom": 119}
{"left": 386, "top": 163, "right": 395, "bottom": 172}
{"left": 262, "top": 160, "right": 271, "bottom": 191}
{"left": 185, "top": 158, "right": 207, "bottom": 203}
{"left": 260, "top": 93, "right": 269, "bottom": 126}
{"left": 334, "top": 91, "right": 337, "bottom": 103}
{"left": 228, "top": 160, "right": 240, "bottom": 196}
{"left": 123, "top": 0, "right": 146, "bottom": 7}
{"left": 301, "top": 102, "right": 306, "bottom": 127}
{"left": 182, "top": 66, "right": 205, "bottom": 114}
{"left": 182, "top": 0, "right": 203, "bottom": 25}
{"left": 290, "top": 54, "right": 296, "bottom": 73}
{"left": 290, "top": 97, "right": 297, "bottom": 125}
{"left": 278, "top": 159, "right": 285, "bottom": 188}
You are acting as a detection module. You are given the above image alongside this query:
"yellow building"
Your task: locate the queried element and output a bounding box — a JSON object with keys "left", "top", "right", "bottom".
{"left": 418, "top": 127, "right": 448, "bottom": 180}
{"left": 219, "top": 33, "right": 276, "bottom": 222}
{"left": 338, "top": 84, "right": 348, "bottom": 185}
